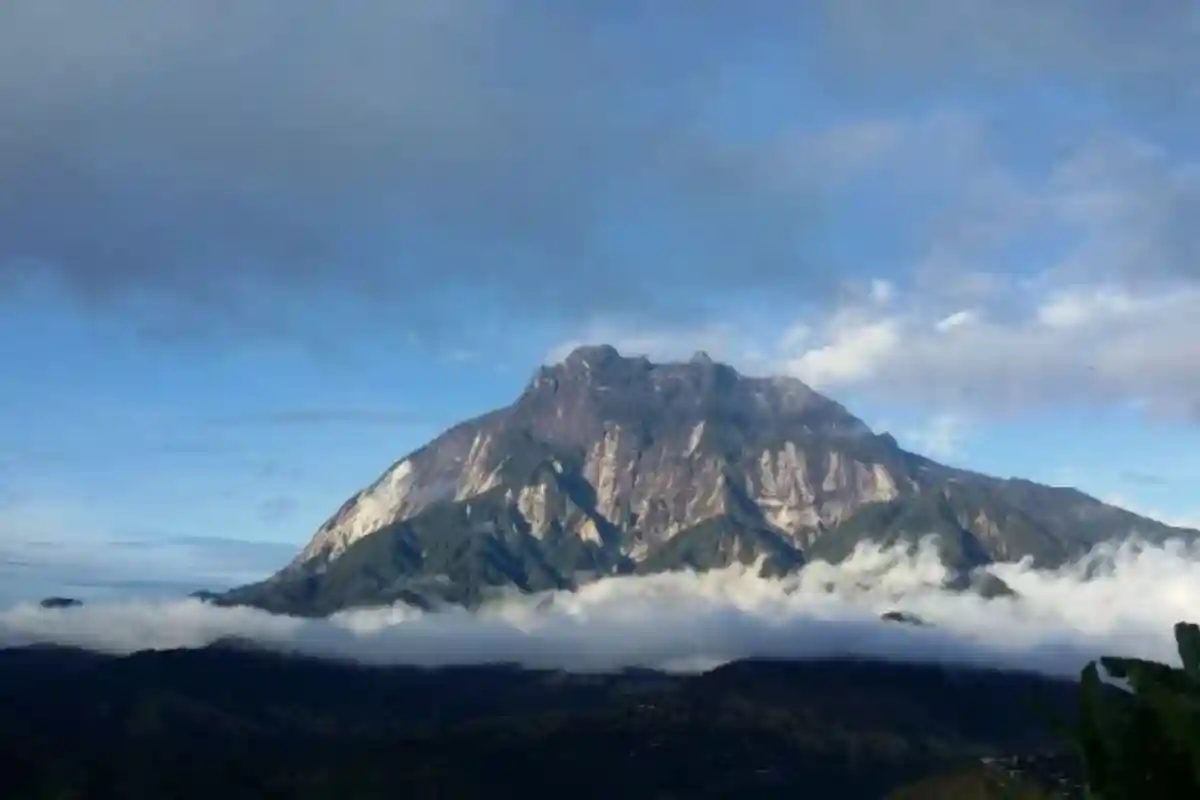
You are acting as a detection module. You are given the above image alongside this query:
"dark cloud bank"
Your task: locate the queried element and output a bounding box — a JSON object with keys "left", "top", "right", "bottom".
{"left": 3, "top": 1, "right": 1195, "bottom": 342}
{"left": 0, "top": 1, "right": 824, "bottom": 339}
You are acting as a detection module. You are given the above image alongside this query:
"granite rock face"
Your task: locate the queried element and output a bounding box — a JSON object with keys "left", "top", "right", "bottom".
{"left": 219, "top": 346, "right": 1196, "bottom": 615}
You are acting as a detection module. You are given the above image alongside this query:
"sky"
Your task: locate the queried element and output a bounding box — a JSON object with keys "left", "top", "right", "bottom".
{"left": 2, "top": 0, "right": 1200, "bottom": 602}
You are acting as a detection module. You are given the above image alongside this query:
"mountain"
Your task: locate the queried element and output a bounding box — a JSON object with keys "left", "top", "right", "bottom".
{"left": 217, "top": 345, "right": 1196, "bottom": 615}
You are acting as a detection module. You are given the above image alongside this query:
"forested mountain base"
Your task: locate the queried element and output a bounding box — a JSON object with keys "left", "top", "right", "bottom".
{"left": 9, "top": 624, "right": 1196, "bottom": 799}
{"left": 0, "top": 645, "right": 1083, "bottom": 799}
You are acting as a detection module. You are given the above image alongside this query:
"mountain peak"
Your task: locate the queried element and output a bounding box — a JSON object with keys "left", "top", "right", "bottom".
{"left": 556, "top": 344, "right": 739, "bottom": 376}
{"left": 218, "top": 347, "right": 1199, "bottom": 616}
{"left": 562, "top": 344, "right": 622, "bottom": 369}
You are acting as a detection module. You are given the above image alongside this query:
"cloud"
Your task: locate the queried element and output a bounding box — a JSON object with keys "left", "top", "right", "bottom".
{"left": 4, "top": 0, "right": 1194, "bottom": 411}
{"left": 1, "top": 538, "right": 1196, "bottom": 678}
{"left": 547, "top": 277, "right": 1200, "bottom": 421}
{"left": 901, "top": 128, "right": 1200, "bottom": 293}
{"left": 778, "top": 279, "right": 1200, "bottom": 416}
{"left": 933, "top": 310, "right": 977, "bottom": 333}
{"left": 1043, "top": 134, "right": 1200, "bottom": 284}
{"left": 0, "top": 1, "right": 830, "bottom": 342}
{"left": 904, "top": 413, "right": 970, "bottom": 460}
{"left": 540, "top": 108, "right": 1200, "bottom": 416}
{"left": 754, "top": 130, "right": 1200, "bottom": 416}
{"left": 0, "top": 533, "right": 296, "bottom": 605}
{"left": 9, "top": 3, "right": 1191, "bottom": 348}
{"left": 819, "top": 0, "right": 1200, "bottom": 117}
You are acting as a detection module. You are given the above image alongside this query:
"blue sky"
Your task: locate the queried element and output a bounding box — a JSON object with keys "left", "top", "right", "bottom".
{"left": 2, "top": 1, "right": 1199, "bottom": 602}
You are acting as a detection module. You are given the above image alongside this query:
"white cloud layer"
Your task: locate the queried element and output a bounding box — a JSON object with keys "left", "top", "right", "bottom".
{"left": 782, "top": 280, "right": 1200, "bottom": 416}
{"left": 3, "top": 538, "right": 1195, "bottom": 677}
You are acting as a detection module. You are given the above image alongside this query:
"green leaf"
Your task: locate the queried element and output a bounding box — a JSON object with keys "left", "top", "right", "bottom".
{"left": 1078, "top": 661, "right": 1114, "bottom": 792}
{"left": 1175, "top": 622, "right": 1200, "bottom": 676}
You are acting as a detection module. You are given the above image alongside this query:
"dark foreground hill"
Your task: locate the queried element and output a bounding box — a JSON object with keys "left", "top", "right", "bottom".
{"left": 0, "top": 643, "right": 1085, "bottom": 798}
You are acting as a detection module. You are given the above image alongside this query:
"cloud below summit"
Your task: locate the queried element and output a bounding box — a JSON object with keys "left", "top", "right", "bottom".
{"left": 2, "top": 538, "right": 1196, "bottom": 678}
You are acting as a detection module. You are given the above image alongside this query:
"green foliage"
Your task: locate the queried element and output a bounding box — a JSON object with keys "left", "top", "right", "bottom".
{"left": 1075, "top": 621, "right": 1200, "bottom": 798}
{"left": 0, "top": 647, "right": 1083, "bottom": 799}
{"left": 885, "top": 763, "right": 1061, "bottom": 800}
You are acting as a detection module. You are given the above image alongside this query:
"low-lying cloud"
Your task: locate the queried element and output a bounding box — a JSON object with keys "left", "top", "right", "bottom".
{"left": 0, "top": 532, "right": 298, "bottom": 607}
{"left": 2, "top": 538, "right": 1195, "bottom": 678}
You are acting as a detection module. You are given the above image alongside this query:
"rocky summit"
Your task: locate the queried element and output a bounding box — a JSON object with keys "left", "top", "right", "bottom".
{"left": 218, "top": 345, "right": 1196, "bottom": 615}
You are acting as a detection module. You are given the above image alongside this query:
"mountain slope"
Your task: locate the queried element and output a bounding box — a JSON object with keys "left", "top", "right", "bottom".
{"left": 218, "top": 345, "right": 1195, "bottom": 615}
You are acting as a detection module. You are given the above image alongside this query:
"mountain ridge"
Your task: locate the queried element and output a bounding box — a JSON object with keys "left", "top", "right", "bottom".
{"left": 217, "top": 345, "right": 1196, "bottom": 615}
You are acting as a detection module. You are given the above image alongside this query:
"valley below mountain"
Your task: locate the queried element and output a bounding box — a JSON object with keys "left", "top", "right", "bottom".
{"left": 0, "top": 643, "right": 1087, "bottom": 799}
{"left": 217, "top": 346, "right": 1196, "bottom": 616}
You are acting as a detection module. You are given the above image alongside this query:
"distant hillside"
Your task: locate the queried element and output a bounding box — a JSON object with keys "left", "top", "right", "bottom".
{"left": 0, "top": 644, "right": 1085, "bottom": 798}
